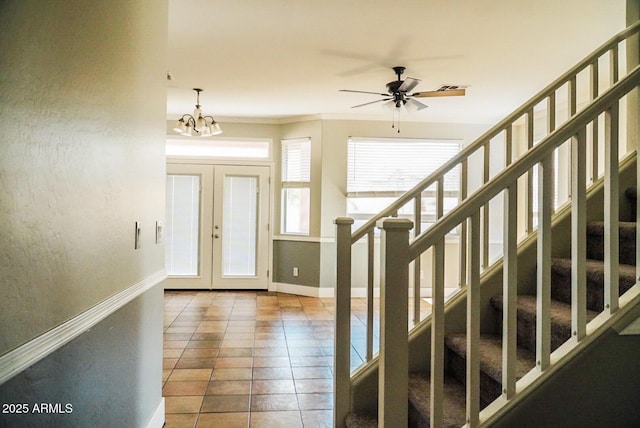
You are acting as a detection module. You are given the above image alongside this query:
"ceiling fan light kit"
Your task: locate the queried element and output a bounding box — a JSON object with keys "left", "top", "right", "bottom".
{"left": 173, "top": 88, "right": 222, "bottom": 137}
{"left": 340, "top": 66, "right": 466, "bottom": 131}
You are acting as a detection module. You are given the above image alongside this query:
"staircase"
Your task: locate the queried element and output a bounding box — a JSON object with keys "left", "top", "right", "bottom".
{"left": 407, "top": 187, "right": 637, "bottom": 426}
{"left": 334, "top": 21, "right": 640, "bottom": 428}
{"left": 345, "top": 184, "right": 639, "bottom": 428}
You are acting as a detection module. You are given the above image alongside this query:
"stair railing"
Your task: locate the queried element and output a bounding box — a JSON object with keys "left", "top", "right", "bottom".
{"left": 406, "top": 64, "right": 640, "bottom": 427}
{"left": 334, "top": 21, "right": 640, "bottom": 428}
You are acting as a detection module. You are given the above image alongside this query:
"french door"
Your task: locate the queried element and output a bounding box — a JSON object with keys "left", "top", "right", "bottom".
{"left": 164, "top": 163, "right": 270, "bottom": 290}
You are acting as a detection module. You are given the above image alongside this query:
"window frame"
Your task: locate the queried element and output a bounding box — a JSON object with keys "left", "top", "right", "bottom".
{"left": 280, "top": 137, "right": 311, "bottom": 235}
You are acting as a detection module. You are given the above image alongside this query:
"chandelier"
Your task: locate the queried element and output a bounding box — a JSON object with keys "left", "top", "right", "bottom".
{"left": 173, "top": 88, "right": 222, "bottom": 136}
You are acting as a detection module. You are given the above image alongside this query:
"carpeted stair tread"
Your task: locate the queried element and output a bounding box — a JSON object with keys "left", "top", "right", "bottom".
{"left": 445, "top": 333, "right": 535, "bottom": 385}
{"left": 586, "top": 221, "right": 636, "bottom": 265}
{"left": 408, "top": 372, "right": 467, "bottom": 427}
{"left": 491, "top": 294, "right": 599, "bottom": 353}
{"left": 345, "top": 413, "right": 378, "bottom": 428}
{"left": 491, "top": 294, "right": 598, "bottom": 325}
{"left": 550, "top": 258, "right": 636, "bottom": 311}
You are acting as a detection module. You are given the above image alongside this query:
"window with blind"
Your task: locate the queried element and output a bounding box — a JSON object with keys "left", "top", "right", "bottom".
{"left": 347, "top": 137, "right": 462, "bottom": 230}
{"left": 281, "top": 138, "right": 311, "bottom": 235}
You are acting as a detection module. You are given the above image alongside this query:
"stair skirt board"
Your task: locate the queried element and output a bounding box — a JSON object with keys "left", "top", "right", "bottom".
{"left": 345, "top": 186, "right": 639, "bottom": 427}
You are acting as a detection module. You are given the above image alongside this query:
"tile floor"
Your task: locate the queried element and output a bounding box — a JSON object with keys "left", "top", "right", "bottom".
{"left": 163, "top": 290, "right": 431, "bottom": 428}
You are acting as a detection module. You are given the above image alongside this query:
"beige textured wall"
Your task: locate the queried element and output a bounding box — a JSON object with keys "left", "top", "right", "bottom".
{"left": 0, "top": 0, "right": 167, "bottom": 354}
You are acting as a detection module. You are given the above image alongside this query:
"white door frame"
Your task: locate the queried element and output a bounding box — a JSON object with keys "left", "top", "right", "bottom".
{"left": 164, "top": 161, "right": 272, "bottom": 290}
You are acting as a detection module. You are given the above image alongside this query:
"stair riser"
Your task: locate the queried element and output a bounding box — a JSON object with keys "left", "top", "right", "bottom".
{"left": 496, "top": 315, "right": 572, "bottom": 355}
{"left": 586, "top": 228, "right": 636, "bottom": 265}
{"left": 446, "top": 349, "right": 501, "bottom": 408}
{"left": 550, "top": 266, "right": 636, "bottom": 312}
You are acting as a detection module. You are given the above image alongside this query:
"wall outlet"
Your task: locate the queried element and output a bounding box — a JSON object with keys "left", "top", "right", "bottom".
{"left": 293, "top": 267, "right": 299, "bottom": 277}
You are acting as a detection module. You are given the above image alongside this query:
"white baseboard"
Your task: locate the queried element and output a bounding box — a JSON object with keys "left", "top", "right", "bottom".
{"left": 268, "top": 283, "right": 459, "bottom": 300}
{"left": 351, "top": 287, "right": 459, "bottom": 298}
{"left": 146, "top": 397, "right": 165, "bottom": 428}
{"left": 270, "top": 282, "right": 334, "bottom": 298}
{"left": 0, "top": 270, "right": 167, "bottom": 385}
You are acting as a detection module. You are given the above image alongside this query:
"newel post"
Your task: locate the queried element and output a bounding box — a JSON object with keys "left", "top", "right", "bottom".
{"left": 334, "top": 217, "right": 354, "bottom": 428}
{"left": 378, "top": 218, "right": 413, "bottom": 427}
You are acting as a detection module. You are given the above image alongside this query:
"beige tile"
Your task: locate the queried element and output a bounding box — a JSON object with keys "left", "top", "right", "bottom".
{"left": 168, "top": 369, "right": 213, "bottom": 382}
{"left": 251, "top": 380, "right": 296, "bottom": 394}
{"left": 210, "top": 368, "right": 253, "bottom": 381}
{"left": 195, "top": 412, "right": 249, "bottom": 428}
{"left": 254, "top": 340, "right": 288, "bottom": 348}
{"left": 164, "top": 349, "right": 185, "bottom": 359}
{"left": 249, "top": 411, "right": 302, "bottom": 428}
{"left": 165, "top": 396, "right": 204, "bottom": 414}
{"left": 186, "top": 340, "right": 220, "bottom": 349}
{"left": 163, "top": 381, "right": 209, "bottom": 396}
{"left": 214, "top": 357, "right": 253, "bottom": 368}
{"left": 164, "top": 358, "right": 179, "bottom": 370}
{"left": 292, "top": 367, "right": 332, "bottom": 379}
{"left": 164, "top": 413, "right": 198, "bottom": 428}
{"left": 253, "top": 348, "right": 289, "bottom": 357}
{"left": 223, "top": 332, "right": 255, "bottom": 341}
{"left": 218, "top": 348, "right": 253, "bottom": 358}
{"left": 252, "top": 367, "right": 293, "bottom": 380}
{"left": 206, "top": 380, "right": 251, "bottom": 395}
{"left": 290, "top": 356, "right": 327, "bottom": 367}
{"left": 250, "top": 394, "right": 299, "bottom": 411}
{"left": 294, "top": 379, "right": 333, "bottom": 393}
{"left": 181, "top": 348, "right": 219, "bottom": 359}
{"left": 221, "top": 340, "right": 254, "bottom": 348}
{"left": 297, "top": 393, "right": 333, "bottom": 410}
{"left": 191, "top": 333, "right": 224, "bottom": 341}
{"left": 200, "top": 395, "right": 249, "bottom": 413}
{"left": 253, "top": 357, "right": 290, "bottom": 368}
{"left": 175, "top": 358, "right": 217, "bottom": 369}
{"left": 301, "top": 409, "right": 333, "bottom": 428}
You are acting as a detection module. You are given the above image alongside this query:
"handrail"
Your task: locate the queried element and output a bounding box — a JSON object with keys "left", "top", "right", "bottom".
{"left": 409, "top": 64, "right": 640, "bottom": 259}
{"left": 349, "top": 20, "right": 640, "bottom": 244}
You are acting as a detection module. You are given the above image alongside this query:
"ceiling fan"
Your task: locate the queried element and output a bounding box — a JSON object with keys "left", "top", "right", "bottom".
{"left": 340, "top": 66, "right": 465, "bottom": 111}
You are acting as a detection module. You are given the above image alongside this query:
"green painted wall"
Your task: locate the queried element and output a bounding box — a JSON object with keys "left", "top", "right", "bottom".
{"left": 273, "top": 240, "right": 321, "bottom": 287}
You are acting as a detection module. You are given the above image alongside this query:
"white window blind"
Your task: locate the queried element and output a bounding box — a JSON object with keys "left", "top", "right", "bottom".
{"left": 282, "top": 138, "right": 311, "bottom": 183}
{"left": 347, "top": 137, "right": 461, "bottom": 195}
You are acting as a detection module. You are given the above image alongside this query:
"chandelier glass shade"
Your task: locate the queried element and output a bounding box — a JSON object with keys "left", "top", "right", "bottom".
{"left": 173, "top": 88, "right": 222, "bottom": 136}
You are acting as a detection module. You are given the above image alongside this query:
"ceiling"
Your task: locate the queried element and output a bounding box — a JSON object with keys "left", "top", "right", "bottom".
{"left": 167, "top": 0, "right": 625, "bottom": 125}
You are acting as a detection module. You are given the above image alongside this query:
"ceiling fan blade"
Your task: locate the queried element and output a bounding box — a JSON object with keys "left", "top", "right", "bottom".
{"left": 407, "top": 98, "right": 429, "bottom": 111}
{"left": 398, "top": 77, "right": 421, "bottom": 93}
{"left": 412, "top": 88, "right": 466, "bottom": 98}
{"left": 340, "top": 89, "right": 389, "bottom": 96}
{"left": 351, "top": 98, "right": 392, "bottom": 108}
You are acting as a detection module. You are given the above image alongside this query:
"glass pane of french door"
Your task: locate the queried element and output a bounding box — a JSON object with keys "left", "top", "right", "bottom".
{"left": 213, "top": 165, "right": 270, "bottom": 289}
{"left": 165, "top": 175, "right": 200, "bottom": 275}
{"left": 164, "top": 164, "right": 214, "bottom": 289}
{"left": 222, "top": 175, "right": 258, "bottom": 276}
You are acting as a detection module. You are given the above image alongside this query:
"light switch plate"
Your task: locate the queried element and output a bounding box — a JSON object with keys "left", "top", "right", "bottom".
{"left": 135, "top": 221, "right": 141, "bottom": 249}
{"left": 156, "top": 221, "right": 163, "bottom": 244}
